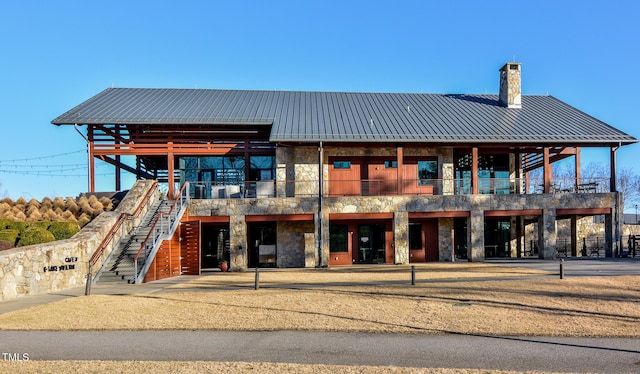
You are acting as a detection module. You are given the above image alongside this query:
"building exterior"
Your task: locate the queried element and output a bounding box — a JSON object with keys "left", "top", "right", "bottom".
{"left": 52, "top": 63, "right": 637, "bottom": 276}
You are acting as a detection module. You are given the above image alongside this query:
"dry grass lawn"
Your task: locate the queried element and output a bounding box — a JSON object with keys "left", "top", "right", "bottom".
{"left": 1, "top": 263, "right": 639, "bottom": 337}
{"left": 0, "top": 360, "right": 560, "bottom": 374}
{"left": 1, "top": 263, "right": 638, "bottom": 373}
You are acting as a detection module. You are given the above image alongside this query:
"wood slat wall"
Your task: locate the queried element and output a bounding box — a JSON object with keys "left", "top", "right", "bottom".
{"left": 143, "top": 231, "right": 181, "bottom": 282}
{"left": 181, "top": 221, "right": 200, "bottom": 275}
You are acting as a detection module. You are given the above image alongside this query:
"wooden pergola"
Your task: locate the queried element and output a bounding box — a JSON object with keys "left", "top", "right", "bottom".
{"left": 85, "top": 123, "right": 273, "bottom": 197}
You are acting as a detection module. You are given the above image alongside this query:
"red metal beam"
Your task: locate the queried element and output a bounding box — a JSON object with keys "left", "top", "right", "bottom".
{"left": 409, "top": 211, "right": 470, "bottom": 218}
{"left": 245, "top": 214, "right": 314, "bottom": 222}
{"left": 329, "top": 213, "right": 394, "bottom": 220}
{"left": 484, "top": 209, "right": 543, "bottom": 217}
{"left": 556, "top": 208, "right": 611, "bottom": 216}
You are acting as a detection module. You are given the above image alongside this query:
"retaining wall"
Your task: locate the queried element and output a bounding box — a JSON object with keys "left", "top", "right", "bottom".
{"left": 0, "top": 180, "right": 158, "bottom": 301}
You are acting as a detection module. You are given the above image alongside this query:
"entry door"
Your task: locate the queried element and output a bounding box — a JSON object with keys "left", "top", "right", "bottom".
{"left": 357, "top": 224, "right": 386, "bottom": 263}
{"left": 248, "top": 222, "right": 277, "bottom": 268}
{"left": 201, "top": 224, "right": 229, "bottom": 269}
{"left": 484, "top": 219, "right": 511, "bottom": 257}
{"left": 408, "top": 220, "right": 439, "bottom": 262}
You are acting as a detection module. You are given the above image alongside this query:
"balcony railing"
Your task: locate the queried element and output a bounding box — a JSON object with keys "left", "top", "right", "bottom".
{"left": 184, "top": 177, "right": 611, "bottom": 199}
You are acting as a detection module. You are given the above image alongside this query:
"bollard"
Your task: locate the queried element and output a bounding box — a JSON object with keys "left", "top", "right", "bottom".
{"left": 254, "top": 267, "right": 260, "bottom": 290}
{"left": 559, "top": 259, "right": 564, "bottom": 279}
{"left": 411, "top": 265, "right": 416, "bottom": 285}
{"left": 84, "top": 271, "right": 92, "bottom": 296}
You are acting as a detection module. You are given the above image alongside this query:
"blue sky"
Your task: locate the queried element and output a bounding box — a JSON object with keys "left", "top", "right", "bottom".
{"left": 0, "top": 0, "right": 638, "bottom": 203}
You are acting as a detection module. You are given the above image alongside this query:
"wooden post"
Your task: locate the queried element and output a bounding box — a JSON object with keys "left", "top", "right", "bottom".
{"left": 168, "top": 141, "right": 175, "bottom": 198}
{"left": 543, "top": 147, "right": 551, "bottom": 193}
{"left": 472, "top": 147, "right": 479, "bottom": 195}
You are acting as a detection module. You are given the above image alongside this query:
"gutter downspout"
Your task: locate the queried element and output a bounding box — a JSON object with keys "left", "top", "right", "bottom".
{"left": 318, "top": 141, "right": 324, "bottom": 268}
{"left": 611, "top": 143, "right": 621, "bottom": 256}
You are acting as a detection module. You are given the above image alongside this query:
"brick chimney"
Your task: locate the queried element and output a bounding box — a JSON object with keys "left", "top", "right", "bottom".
{"left": 499, "top": 62, "right": 522, "bottom": 108}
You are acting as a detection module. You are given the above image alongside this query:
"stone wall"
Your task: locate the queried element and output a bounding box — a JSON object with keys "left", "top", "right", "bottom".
{"left": 276, "top": 146, "right": 319, "bottom": 196}
{"left": 277, "top": 220, "right": 315, "bottom": 267}
{"left": 0, "top": 180, "right": 158, "bottom": 301}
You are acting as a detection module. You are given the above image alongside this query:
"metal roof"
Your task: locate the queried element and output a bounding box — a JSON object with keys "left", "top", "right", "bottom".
{"left": 51, "top": 87, "right": 637, "bottom": 146}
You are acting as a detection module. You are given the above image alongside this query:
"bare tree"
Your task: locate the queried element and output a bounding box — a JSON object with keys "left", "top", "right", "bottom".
{"left": 617, "top": 167, "right": 638, "bottom": 212}
{"left": 581, "top": 161, "right": 609, "bottom": 181}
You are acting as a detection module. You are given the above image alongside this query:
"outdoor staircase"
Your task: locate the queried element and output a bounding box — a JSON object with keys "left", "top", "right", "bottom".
{"left": 95, "top": 191, "right": 187, "bottom": 284}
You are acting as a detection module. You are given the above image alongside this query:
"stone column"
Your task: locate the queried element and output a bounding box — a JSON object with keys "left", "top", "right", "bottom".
{"left": 538, "top": 208, "right": 556, "bottom": 259}
{"left": 605, "top": 213, "right": 614, "bottom": 257}
{"left": 318, "top": 210, "right": 330, "bottom": 267}
{"left": 394, "top": 211, "right": 409, "bottom": 264}
{"left": 229, "top": 214, "right": 248, "bottom": 271}
{"left": 469, "top": 210, "right": 484, "bottom": 261}
{"left": 441, "top": 148, "right": 454, "bottom": 196}
{"left": 571, "top": 216, "right": 580, "bottom": 257}
{"left": 439, "top": 217, "right": 454, "bottom": 261}
{"left": 304, "top": 233, "right": 317, "bottom": 268}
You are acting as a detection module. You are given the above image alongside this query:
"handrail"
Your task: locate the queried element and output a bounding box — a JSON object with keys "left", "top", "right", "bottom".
{"left": 88, "top": 213, "right": 127, "bottom": 268}
{"left": 87, "top": 180, "right": 159, "bottom": 280}
{"left": 130, "top": 180, "right": 160, "bottom": 218}
{"left": 132, "top": 182, "right": 189, "bottom": 283}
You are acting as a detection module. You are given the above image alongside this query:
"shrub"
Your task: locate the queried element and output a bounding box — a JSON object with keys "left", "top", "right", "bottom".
{"left": 0, "top": 229, "right": 20, "bottom": 247}
{"left": 0, "top": 240, "right": 13, "bottom": 250}
{"left": 88, "top": 195, "right": 104, "bottom": 217}
{"left": 78, "top": 213, "right": 92, "bottom": 227}
{"left": 78, "top": 197, "right": 94, "bottom": 217}
{"left": 27, "top": 198, "right": 40, "bottom": 209}
{"left": 42, "top": 210, "right": 59, "bottom": 221}
{"left": 41, "top": 197, "right": 53, "bottom": 210}
{"left": 99, "top": 196, "right": 114, "bottom": 211}
{"left": 65, "top": 197, "right": 79, "bottom": 216}
{"left": 53, "top": 197, "right": 66, "bottom": 211}
{"left": 0, "top": 197, "right": 13, "bottom": 205}
{"left": 26, "top": 206, "right": 42, "bottom": 221}
{"left": 0, "top": 218, "right": 13, "bottom": 229}
{"left": 9, "top": 207, "right": 26, "bottom": 221}
{"left": 28, "top": 221, "right": 51, "bottom": 230}
{"left": 61, "top": 210, "right": 77, "bottom": 222}
{"left": 0, "top": 202, "right": 11, "bottom": 215}
{"left": 17, "top": 227, "right": 56, "bottom": 247}
{"left": 4, "top": 220, "right": 28, "bottom": 232}
{"left": 48, "top": 221, "right": 80, "bottom": 240}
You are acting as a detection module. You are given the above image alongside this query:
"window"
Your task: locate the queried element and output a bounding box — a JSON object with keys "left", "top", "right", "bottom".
{"left": 409, "top": 223, "right": 422, "bottom": 250}
{"left": 330, "top": 224, "right": 349, "bottom": 252}
{"left": 418, "top": 160, "right": 438, "bottom": 185}
{"left": 384, "top": 160, "right": 397, "bottom": 168}
{"left": 249, "top": 155, "right": 275, "bottom": 181}
{"left": 333, "top": 161, "right": 351, "bottom": 169}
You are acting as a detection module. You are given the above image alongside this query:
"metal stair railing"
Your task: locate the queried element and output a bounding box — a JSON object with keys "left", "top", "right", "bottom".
{"left": 133, "top": 182, "right": 189, "bottom": 284}
{"left": 86, "top": 181, "right": 158, "bottom": 291}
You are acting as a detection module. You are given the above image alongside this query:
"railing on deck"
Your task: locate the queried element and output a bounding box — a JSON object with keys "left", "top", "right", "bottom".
{"left": 133, "top": 182, "right": 189, "bottom": 284}
{"left": 185, "top": 176, "right": 611, "bottom": 199}
{"left": 87, "top": 181, "right": 158, "bottom": 283}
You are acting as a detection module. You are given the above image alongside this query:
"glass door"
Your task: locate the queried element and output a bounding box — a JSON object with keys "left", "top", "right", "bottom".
{"left": 484, "top": 218, "right": 511, "bottom": 257}
{"left": 357, "top": 224, "right": 385, "bottom": 263}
